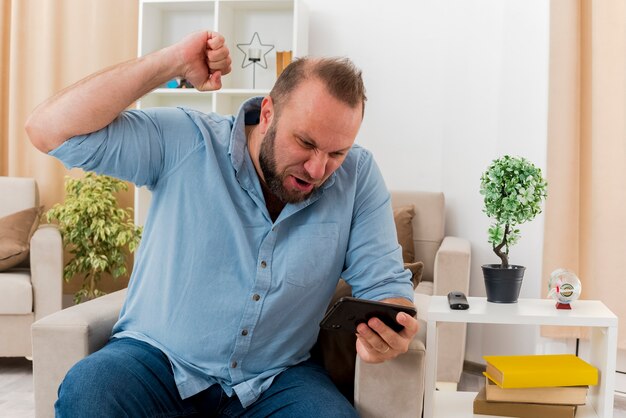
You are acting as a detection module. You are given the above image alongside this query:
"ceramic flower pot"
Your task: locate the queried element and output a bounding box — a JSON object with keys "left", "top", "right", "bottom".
{"left": 482, "top": 264, "right": 526, "bottom": 303}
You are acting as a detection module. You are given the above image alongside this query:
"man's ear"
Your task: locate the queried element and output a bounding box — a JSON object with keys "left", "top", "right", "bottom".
{"left": 259, "top": 96, "right": 274, "bottom": 134}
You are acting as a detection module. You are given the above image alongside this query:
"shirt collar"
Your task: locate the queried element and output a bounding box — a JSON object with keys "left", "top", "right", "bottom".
{"left": 229, "top": 96, "right": 263, "bottom": 174}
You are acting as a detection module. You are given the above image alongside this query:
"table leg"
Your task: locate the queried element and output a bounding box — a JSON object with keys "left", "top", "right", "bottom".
{"left": 424, "top": 320, "right": 438, "bottom": 418}
{"left": 589, "top": 325, "right": 617, "bottom": 418}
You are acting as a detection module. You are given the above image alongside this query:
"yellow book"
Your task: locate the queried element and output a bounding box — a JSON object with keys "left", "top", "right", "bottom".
{"left": 483, "top": 354, "right": 598, "bottom": 389}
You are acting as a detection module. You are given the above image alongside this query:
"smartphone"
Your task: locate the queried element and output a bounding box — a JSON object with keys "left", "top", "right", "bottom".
{"left": 319, "top": 296, "right": 417, "bottom": 333}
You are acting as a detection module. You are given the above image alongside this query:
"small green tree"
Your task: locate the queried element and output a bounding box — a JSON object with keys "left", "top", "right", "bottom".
{"left": 480, "top": 155, "right": 547, "bottom": 268}
{"left": 47, "top": 173, "right": 142, "bottom": 303}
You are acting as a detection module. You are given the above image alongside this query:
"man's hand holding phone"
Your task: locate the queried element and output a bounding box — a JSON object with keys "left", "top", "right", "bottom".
{"left": 354, "top": 297, "right": 419, "bottom": 363}
{"left": 319, "top": 296, "right": 419, "bottom": 363}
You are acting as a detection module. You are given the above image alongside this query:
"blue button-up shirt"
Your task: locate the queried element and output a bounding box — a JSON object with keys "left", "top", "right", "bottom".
{"left": 49, "top": 97, "right": 414, "bottom": 407}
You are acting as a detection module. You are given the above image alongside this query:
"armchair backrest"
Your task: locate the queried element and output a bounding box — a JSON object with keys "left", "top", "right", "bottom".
{"left": 391, "top": 191, "right": 445, "bottom": 283}
{"left": 0, "top": 176, "right": 38, "bottom": 217}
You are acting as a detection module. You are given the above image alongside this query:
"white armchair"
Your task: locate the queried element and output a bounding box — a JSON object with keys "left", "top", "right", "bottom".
{"left": 0, "top": 176, "right": 63, "bottom": 358}
{"left": 32, "top": 191, "right": 471, "bottom": 418}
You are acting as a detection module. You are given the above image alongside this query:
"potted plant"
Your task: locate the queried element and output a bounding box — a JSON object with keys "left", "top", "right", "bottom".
{"left": 46, "top": 173, "right": 142, "bottom": 303}
{"left": 479, "top": 155, "right": 547, "bottom": 303}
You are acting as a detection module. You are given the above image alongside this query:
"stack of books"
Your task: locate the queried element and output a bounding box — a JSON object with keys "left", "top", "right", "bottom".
{"left": 473, "top": 354, "right": 598, "bottom": 418}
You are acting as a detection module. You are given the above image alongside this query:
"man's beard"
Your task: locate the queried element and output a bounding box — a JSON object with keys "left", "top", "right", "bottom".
{"left": 258, "top": 122, "right": 316, "bottom": 204}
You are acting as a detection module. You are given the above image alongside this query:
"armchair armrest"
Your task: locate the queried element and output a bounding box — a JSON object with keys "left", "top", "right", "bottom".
{"left": 433, "top": 236, "right": 471, "bottom": 296}
{"left": 30, "top": 225, "right": 63, "bottom": 321}
{"left": 354, "top": 324, "right": 426, "bottom": 418}
{"left": 433, "top": 236, "right": 471, "bottom": 384}
{"left": 32, "top": 289, "right": 126, "bottom": 418}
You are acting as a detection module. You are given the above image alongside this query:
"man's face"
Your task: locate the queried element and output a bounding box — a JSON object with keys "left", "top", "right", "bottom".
{"left": 255, "top": 79, "right": 363, "bottom": 203}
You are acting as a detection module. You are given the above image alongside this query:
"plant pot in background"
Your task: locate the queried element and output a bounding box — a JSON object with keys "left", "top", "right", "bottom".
{"left": 482, "top": 264, "right": 526, "bottom": 303}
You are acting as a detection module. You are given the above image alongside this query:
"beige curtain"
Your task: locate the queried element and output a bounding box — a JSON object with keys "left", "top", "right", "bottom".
{"left": 542, "top": 0, "right": 626, "bottom": 348}
{"left": 1, "top": 1, "right": 11, "bottom": 175}
{"left": 1, "top": 0, "right": 139, "bottom": 294}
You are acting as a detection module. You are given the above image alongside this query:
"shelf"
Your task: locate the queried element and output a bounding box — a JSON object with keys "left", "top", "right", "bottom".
{"left": 217, "top": 88, "right": 271, "bottom": 95}
{"left": 142, "top": 0, "right": 213, "bottom": 8}
{"left": 433, "top": 391, "right": 600, "bottom": 418}
{"left": 148, "top": 88, "right": 269, "bottom": 95}
{"left": 218, "top": 1, "right": 293, "bottom": 10}
{"left": 150, "top": 88, "right": 215, "bottom": 94}
{"left": 424, "top": 296, "right": 617, "bottom": 418}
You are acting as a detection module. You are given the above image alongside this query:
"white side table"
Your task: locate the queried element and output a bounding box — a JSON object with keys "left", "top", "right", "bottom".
{"left": 424, "top": 296, "right": 618, "bottom": 418}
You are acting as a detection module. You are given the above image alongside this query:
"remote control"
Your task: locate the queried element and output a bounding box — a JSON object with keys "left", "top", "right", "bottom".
{"left": 448, "top": 291, "right": 469, "bottom": 310}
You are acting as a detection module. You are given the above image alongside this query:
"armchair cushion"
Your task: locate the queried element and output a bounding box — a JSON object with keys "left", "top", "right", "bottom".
{"left": 0, "top": 206, "right": 41, "bottom": 271}
{"left": 393, "top": 205, "right": 416, "bottom": 263}
{"left": 0, "top": 271, "right": 32, "bottom": 314}
{"left": 405, "top": 261, "right": 424, "bottom": 288}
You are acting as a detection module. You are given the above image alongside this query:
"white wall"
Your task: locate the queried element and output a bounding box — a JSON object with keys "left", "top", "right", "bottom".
{"left": 305, "top": 0, "right": 550, "bottom": 363}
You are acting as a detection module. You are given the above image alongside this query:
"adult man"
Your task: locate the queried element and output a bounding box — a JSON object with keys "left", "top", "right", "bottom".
{"left": 26, "top": 31, "right": 418, "bottom": 417}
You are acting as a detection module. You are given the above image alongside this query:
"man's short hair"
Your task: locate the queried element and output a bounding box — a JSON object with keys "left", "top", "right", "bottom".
{"left": 269, "top": 57, "right": 367, "bottom": 117}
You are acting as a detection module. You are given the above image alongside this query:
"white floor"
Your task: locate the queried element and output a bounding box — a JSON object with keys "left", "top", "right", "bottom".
{"left": 1, "top": 356, "right": 626, "bottom": 418}
{"left": 0, "top": 357, "right": 35, "bottom": 418}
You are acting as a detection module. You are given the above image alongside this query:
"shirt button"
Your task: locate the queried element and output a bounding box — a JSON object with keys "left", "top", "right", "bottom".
{"left": 252, "top": 294, "right": 261, "bottom": 301}
{"left": 260, "top": 260, "right": 267, "bottom": 268}
{"left": 241, "top": 329, "right": 248, "bottom": 336}
{"left": 231, "top": 361, "right": 238, "bottom": 368}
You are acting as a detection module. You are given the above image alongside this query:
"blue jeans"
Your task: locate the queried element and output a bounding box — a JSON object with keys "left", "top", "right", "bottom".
{"left": 55, "top": 337, "right": 358, "bottom": 418}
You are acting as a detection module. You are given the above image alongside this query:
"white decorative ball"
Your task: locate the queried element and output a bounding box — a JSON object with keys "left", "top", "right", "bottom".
{"left": 548, "top": 268, "right": 582, "bottom": 304}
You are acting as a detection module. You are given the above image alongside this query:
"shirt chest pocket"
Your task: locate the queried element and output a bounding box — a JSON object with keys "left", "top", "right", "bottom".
{"left": 286, "top": 223, "right": 340, "bottom": 288}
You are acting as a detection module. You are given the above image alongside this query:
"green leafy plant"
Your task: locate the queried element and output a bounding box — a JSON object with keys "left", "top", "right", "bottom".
{"left": 480, "top": 155, "right": 547, "bottom": 268}
{"left": 46, "top": 173, "right": 142, "bottom": 303}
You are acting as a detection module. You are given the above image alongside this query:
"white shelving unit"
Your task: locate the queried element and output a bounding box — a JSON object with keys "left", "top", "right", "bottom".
{"left": 134, "top": 0, "right": 308, "bottom": 225}
{"left": 424, "top": 296, "right": 618, "bottom": 418}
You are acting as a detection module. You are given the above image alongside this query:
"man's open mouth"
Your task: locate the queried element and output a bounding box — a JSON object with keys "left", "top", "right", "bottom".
{"left": 290, "top": 175, "right": 314, "bottom": 192}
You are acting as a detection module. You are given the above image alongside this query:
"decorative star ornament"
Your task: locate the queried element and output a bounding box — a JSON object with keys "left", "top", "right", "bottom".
{"left": 236, "top": 32, "right": 275, "bottom": 69}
